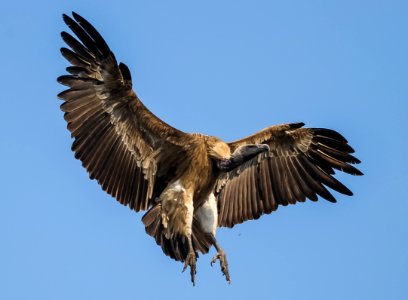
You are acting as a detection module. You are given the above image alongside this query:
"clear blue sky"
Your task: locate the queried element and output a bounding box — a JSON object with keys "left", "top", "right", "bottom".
{"left": 1, "top": 1, "right": 407, "bottom": 299}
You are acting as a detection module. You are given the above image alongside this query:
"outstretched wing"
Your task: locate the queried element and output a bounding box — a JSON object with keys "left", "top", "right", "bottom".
{"left": 215, "top": 122, "right": 363, "bottom": 227}
{"left": 58, "top": 12, "right": 188, "bottom": 211}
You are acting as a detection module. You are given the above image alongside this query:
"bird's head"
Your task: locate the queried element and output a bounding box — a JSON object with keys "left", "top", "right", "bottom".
{"left": 217, "top": 144, "right": 270, "bottom": 172}
{"left": 234, "top": 144, "right": 270, "bottom": 159}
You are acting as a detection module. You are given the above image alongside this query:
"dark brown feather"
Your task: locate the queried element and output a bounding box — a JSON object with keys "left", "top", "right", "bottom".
{"left": 216, "top": 123, "right": 362, "bottom": 227}
{"left": 58, "top": 12, "right": 189, "bottom": 213}
{"left": 61, "top": 31, "right": 95, "bottom": 62}
{"left": 60, "top": 47, "right": 91, "bottom": 68}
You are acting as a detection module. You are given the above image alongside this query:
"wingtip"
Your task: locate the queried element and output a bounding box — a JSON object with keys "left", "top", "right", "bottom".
{"left": 72, "top": 11, "right": 80, "bottom": 20}
{"left": 56, "top": 90, "right": 64, "bottom": 99}
{"left": 342, "top": 187, "right": 353, "bottom": 196}
{"left": 355, "top": 170, "right": 364, "bottom": 176}
{"left": 62, "top": 13, "right": 70, "bottom": 21}
{"left": 56, "top": 75, "right": 65, "bottom": 84}
{"left": 72, "top": 11, "right": 85, "bottom": 24}
{"left": 348, "top": 167, "right": 363, "bottom": 176}
{"left": 62, "top": 13, "right": 75, "bottom": 27}
{"left": 57, "top": 75, "right": 74, "bottom": 85}
{"left": 62, "top": 12, "right": 83, "bottom": 25}
{"left": 353, "top": 157, "right": 361, "bottom": 164}
{"left": 324, "top": 194, "right": 337, "bottom": 203}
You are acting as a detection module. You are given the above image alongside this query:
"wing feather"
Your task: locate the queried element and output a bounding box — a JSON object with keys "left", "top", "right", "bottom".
{"left": 234, "top": 178, "right": 242, "bottom": 225}
{"left": 265, "top": 159, "right": 279, "bottom": 211}
{"left": 58, "top": 12, "right": 187, "bottom": 212}
{"left": 237, "top": 173, "right": 248, "bottom": 222}
{"left": 283, "top": 157, "right": 303, "bottom": 202}
{"left": 227, "top": 180, "right": 236, "bottom": 227}
{"left": 287, "top": 157, "right": 308, "bottom": 202}
{"left": 216, "top": 123, "right": 362, "bottom": 227}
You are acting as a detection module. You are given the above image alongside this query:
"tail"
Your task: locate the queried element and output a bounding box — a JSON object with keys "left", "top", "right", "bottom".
{"left": 142, "top": 203, "right": 213, "bottom": 261}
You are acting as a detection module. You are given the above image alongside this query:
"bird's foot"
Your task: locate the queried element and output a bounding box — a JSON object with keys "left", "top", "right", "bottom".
{"left": 211, "top": 250, "right": 231, "bottom": 283}
{"left": 182, "top": 251, "right": 197, "bottom": 285}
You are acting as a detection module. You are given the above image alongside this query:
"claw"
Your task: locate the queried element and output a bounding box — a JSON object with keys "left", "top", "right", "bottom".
{"left": 183, "top": 252, "right": 197, "bottom": 285}
{"left": 210, "top": 253, "right": 219, "bottom": 266}
{"left": 211, "top": 250, "right": 231, "bottom": 283}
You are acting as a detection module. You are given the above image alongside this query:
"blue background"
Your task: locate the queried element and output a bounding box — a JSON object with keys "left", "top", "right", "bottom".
{"left": 1, "top": 1, "right": 407, "bottom": 299}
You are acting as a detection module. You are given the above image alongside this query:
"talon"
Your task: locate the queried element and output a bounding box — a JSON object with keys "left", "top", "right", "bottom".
{"left": 211, "top": 250, "right": 231, "bottom": 283}
{"left": 183, "top": 252, "right": 197, "bottom": 285}
{"left": 210, "top": 253, "right": 219, "bottom": 266}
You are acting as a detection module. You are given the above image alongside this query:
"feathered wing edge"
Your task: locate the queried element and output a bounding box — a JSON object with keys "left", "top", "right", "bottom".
{"left": 58, "top": 12, "right": 187, "bottom": 212}
{"left": 216, "top": 123, "right": 363, "bottom": 228}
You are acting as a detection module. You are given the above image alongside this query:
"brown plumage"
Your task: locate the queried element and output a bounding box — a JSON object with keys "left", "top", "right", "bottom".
{"left": 58, "top": 12, "right": 363, "bottom": 285}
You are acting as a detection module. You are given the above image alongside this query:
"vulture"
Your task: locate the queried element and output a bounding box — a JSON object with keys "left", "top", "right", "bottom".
{"left": 58, "top": 12, "right": 363, "bottom": 285}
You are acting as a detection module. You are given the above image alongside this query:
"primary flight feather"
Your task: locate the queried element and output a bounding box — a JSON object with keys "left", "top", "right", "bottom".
{"left": 58, "top": 12, "right": 363, "bottom": 285}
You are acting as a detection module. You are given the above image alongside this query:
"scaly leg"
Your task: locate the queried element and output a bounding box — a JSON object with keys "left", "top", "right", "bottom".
{"left": 210, "top": 234, "right": 231, "bottom": 283}
{"left": 182, "top": 235, "right": 197, "bottom": 285}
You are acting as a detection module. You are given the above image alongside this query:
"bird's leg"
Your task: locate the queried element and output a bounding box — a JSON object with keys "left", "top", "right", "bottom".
{"left": 182, "top": 235, "right": 197, "bottom": 285}
{"left": 210, "top": 234, "right": 231, "bottom": 283}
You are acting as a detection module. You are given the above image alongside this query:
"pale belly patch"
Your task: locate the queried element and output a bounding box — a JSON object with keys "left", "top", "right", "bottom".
{"left": 196, "top": 193, "right": 218, "bottom": 236}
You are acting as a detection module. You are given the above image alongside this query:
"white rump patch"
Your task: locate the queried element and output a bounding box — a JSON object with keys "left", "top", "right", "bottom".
{"left": 196, "top": 193, "right": 218, "bottom": 235}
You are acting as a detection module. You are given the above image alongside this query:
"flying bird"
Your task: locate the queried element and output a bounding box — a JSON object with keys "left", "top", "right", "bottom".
{"left": 58, "top": 12, "right": 363, "bottom": 285}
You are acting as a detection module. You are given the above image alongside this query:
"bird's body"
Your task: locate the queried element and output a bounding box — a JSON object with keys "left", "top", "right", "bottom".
{"left": 151, "top": 133, "right": 222, "bottom": 239}
{"left": 58, "top": 12, "right": 362, "bottom": 285}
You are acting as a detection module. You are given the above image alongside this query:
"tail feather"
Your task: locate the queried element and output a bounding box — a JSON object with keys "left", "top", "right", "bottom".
{"left": 142, "top": 203, "right": 213, "bottom": 262}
